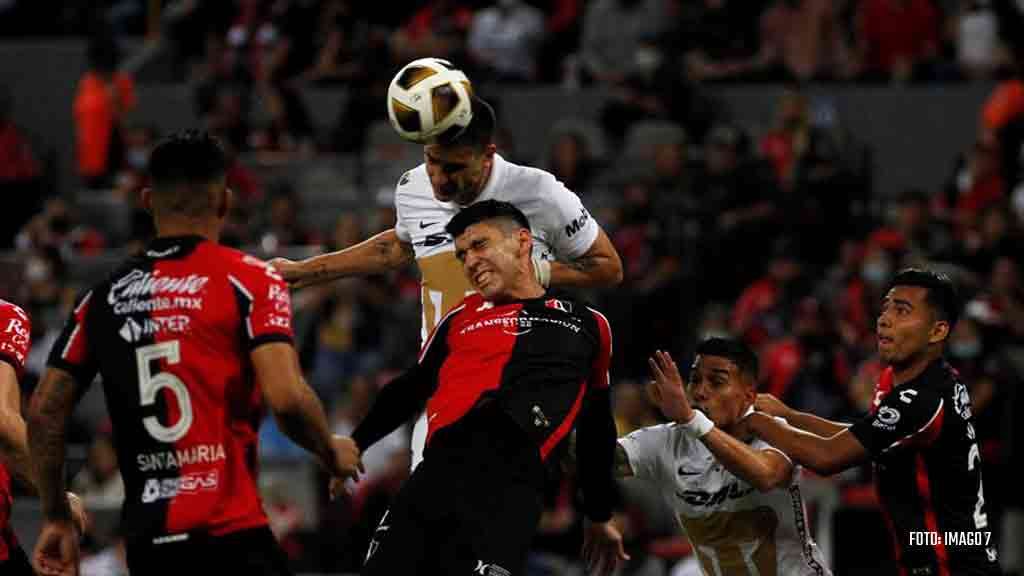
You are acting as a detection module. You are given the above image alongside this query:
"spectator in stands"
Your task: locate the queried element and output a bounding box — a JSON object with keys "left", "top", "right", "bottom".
{"left": 0, "top": 85, "right": 42, "bottom": 247}
{"left": 74, "top": 32, "right": 136, "bottom": 188}
{"left": 579, "top": 0, "right": 672, "bottom": 86}
{"left": 249, "top": 83, "right": 316, "bottom": 162}
{"left": 760, "top": 88, "right": 812, "bottom": 187}
{"left": 679, "top": 0, "right": 767, "bottom": 82}
{"left": 759, "top": 0, "right": 857, "bottom": 80}
{"left": 856, "top": 0, "right": 942, "bottom": 81}
{"left": 955, "top": 0, "right": 1002, "bottom": 79}
{"left": 730, "top": 237, "right": 809, "bottom": 349}
{"left": 390, "top": 0, "right": 473, "bottom": 64}
{"left": 545, "top": 130, "right": 597, "bottom": 196}
{"left": 467, "top": 0, "right": 545, "bottom": 83}
{"left": 304, "top": 0, "right": 370, "bottom": 85}
{"left": 71, "top": 424, "right": 125, "bottom": 508}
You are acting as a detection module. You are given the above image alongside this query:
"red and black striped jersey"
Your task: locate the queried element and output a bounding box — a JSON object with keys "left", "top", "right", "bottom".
{"left": 353, "top": 292, "right": 617, "bottom": 521}
{"left": 0, "top": 299, "right": 30, "bottom": 562}
{"left": 850, "top": 360, "right": 1001, "bottom": 576}
{"left": 47, "top": 236, "right": 293, "bottom": 540}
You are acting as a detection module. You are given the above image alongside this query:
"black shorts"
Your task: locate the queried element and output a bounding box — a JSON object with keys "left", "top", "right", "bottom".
{"left": 362, "top": 408, "right": 545, "bottom": 576}
{"left": 0, "top": 545, "right": 32, "bottom": 576}
{"left": 126, "top": 525, "right": 292, "bottom": 576}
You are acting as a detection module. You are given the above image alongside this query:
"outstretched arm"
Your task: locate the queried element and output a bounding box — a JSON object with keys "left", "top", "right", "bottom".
{"left": 27, "top": 367, "right": 80, "bottom": 521}
{"left": 0, "top": 361, "right": 34, "bottom": 493}
{"left": 755, "top": 393, "right": 850, "bottom": 438}
{"left": 549, "top": 228, "right": 623, "bottom": 288}
{"left": 744, "top": 412, "right": 869, "bottom": 476}
{"left": 271, "top": 228, "right": 415, "bottom": 289}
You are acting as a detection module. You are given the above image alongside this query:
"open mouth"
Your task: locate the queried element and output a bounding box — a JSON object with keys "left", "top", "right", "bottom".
{"left": 878, "top": 335, "right": 894, "bottom": 346}
{"left": 474, "top": 271, "right": 490, "bottom": 285}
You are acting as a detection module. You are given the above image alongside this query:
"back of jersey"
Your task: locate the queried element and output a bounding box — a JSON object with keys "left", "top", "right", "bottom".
{"left": 48, "top": 236, "right": 294, "bottom": 539}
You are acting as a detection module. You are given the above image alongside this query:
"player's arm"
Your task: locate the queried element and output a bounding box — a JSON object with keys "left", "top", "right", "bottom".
{"left": 253, "top": 342, "right": 359, "bottom": 478}
{"left": 613, "top": 443, "right": 634, "bottom": 477}
{"left": 27, "top": 367, "right": 82, "bottom": 521}
{"left": 0, "top": 360, "right": 34, "bottom": 492}
{"left": 271, "top": 228, "right": 415, "bottom": 289}
{"left": 549, "top": 227, "right": 623, "bottom": 288}
{"left": 756, "top": 393, "right": 850, "bottom": 437}
{"left": 649, "top": 352, "right": 793, "bottom": 491}
{"left": 576, "top": 308, "right": 617, "bottom": 522}
{"left": 352, "top": 308, "right": 454, "bottom": 452}
{"left": 744, "top": 413, "right": 868, "bottom": 476}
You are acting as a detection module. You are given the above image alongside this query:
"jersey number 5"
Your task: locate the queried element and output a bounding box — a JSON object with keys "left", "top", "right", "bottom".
{"left": 136, "top": 341, "right": 194, "bottom": 443}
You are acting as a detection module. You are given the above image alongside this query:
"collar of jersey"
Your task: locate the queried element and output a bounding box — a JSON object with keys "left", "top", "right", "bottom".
{"left": 146, "top": 234, "right": 206, "bottom": 257}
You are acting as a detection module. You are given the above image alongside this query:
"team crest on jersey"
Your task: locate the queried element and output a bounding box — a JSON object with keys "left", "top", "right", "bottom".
{"left": 544, "top": 298, "right": 572, "bottom": 313}
{"left": 873, "top": 406, "right": 901, "bottom": 430}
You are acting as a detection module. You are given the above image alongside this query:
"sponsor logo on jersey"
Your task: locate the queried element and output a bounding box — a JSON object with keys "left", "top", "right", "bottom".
{"left": 137, "top": 443, "right": 227, "bottom": 472}
{"left": 458, "top": 312, "right": 581, "bottom": 336}
{"left": 109, "top": 270, "right": 209, "bottom": 315}
{"left": 544, "top": 298, "right": 572, "bottom": 313}
{"left": 677, "top": 482, "right": 755, "bottom": 507}
{"left": 873, "top": 406, "right": 901, "bottom": 430}
{"left": 141, "top": 470, "right": 219, "bottom": 503}
{"left": 953, "top": 382, "right": 972, "bottom": 420}
{"left": 119, "top": 315, "right": 191, "bottom": 343}
{"left": 414, "top": 232, "right": 452, "bottom": 248}
{"left": 399, "top": 172, "right": 411, "bottom": 186}
{"left": 564, "top": 207, "right": 590, "bottom": 238}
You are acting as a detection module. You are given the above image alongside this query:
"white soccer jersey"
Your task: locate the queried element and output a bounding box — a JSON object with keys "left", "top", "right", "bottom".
{"left": 619, "top": 423, "right": 831, "bottom": 576}
{"left": 393, "top": 153, "right": 600, "bottom": 342}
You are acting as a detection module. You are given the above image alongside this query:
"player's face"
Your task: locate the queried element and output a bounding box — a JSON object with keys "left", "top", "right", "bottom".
{"left": 454, "top": 221, "right": 527, "bottom": 301}
{"left": 877, "top": 285, "right": 945, "bottom": 366}
{"left": 687, "top": 355, "right": 754, "bottom": 430}
{"left": 424, "top": 144, "right": 492, "bottom": 206}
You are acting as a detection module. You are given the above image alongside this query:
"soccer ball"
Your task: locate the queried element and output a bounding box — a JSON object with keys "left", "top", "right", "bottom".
{"left": 387, "top": 58, "right": 474, "bottom": 144}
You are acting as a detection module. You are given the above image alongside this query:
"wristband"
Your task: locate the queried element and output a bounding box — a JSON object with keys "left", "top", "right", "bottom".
{"left": 532, "top": 256, "right": 551, "bottom": 288}
{"left": 681, "top": 409, "right": 715, "bottom": 438}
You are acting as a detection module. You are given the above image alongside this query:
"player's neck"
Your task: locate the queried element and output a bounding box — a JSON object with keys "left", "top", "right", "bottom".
{"left": 890, "top": 347, "right": 942, "bottom": 387}
{"left": 490, "top": 281, "right": 545, "bottom": 304}
{"left": 155, "top": 218, "right": 221, "bottom": 244}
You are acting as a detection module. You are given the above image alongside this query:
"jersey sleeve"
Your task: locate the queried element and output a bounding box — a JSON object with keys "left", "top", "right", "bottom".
{"left": 617, "top": 424, "right": 675, "bottom": 481}
{"left": 587, "top": 307, "right": 612, "bottom": 391}
{"left": 0, "top": 302, "right": 31, "bottom": 377}
{"left": 47, "top": 289, "right": 99, "bottom": 384}
{"left": 229, "top": 256, "right": 294, "bottom": 350}
{"left": 849, "top": 385, "right": 945, "bottom": 458}
{"left": 393, "top": 170, "right": 414, "bottom": 243}
{"left": 540, "top": 175, "right": 600, "bottom": 260}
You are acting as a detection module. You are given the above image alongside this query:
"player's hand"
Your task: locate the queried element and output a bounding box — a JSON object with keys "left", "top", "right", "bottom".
{"left": 268, "top": 257, "right": 307, "bottom": 288}
{"left": 582, "top": 518, "right": 630, "bottom": 575}
{"left": 755, "top": 393, "right": 792, "bottom": 420}
{"left": 66, "top": 492, "right": 89, "bottom": 535}
{"left": 328, "top": 435, "right": 364, "bottom": 481}
{"left": 33, "top": 519, "right": 80, "bottom": 576}
{"left": 647, "top": 350, "right": 693, "bottom": 423}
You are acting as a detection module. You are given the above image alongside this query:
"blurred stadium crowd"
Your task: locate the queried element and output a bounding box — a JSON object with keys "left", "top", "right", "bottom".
{"left": 2, "top": 0, "right": 1024, "bottom": 575}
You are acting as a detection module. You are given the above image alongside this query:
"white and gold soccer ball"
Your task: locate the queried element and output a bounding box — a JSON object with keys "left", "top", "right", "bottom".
{"left": 387, "top": 58, "right": 474, "bottom": 144}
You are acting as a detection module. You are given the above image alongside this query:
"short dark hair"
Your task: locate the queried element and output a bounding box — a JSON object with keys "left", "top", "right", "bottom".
{"left": 148, "top": 130, "right": 228, "bottom": 217}
{"left": 445, "top": 199, "right": 530, "bottom": 239}
{"left": 437, "top": 96, "right": 496, "bottom": 150}
{"left": 695, "top": 337, "right": 759, "bottom": 382}
{"left": 887, "top": 268, "right": 961, "bottom": 328}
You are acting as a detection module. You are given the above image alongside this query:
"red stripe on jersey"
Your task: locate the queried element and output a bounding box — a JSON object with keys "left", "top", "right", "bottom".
{"left": 425, "top": 302, "right": 519, "bottom": 446}
{"left": 588, "top": 307, "right": 612, "bottom": 390}
{"left": 916, "top": 454, "right": 951, "bottom": 576}
{"left": 540, "top": 382, "right": 586, "bottom": 459}
{"left": 877, "top": 491, "right": 908, "bottom": 576}
{"left": 60, "top": 291, "right": 92, "bottom": 365}
{"left": 884, "top": 401, "right": 945, "bottom": 453}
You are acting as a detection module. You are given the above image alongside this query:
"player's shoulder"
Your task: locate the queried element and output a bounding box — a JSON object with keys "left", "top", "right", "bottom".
{"left": 393, "top": 164, "right": 431, "bottom": 200}
{"left": 217, "top": 246, "right": 286, "bottom": 284}
{"left": 497, "top": 159, "right": 563, "bottom": 204}
{"left": 0, "top": 299, "right": 29, "bottom": 323}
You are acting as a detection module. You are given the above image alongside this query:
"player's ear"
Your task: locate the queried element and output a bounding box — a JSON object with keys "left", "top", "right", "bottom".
{"left": 518, "top": 228, "right": 532, "bottom": 257}
{"left": 929, "top": 319, "right": 950, "bottom": 345}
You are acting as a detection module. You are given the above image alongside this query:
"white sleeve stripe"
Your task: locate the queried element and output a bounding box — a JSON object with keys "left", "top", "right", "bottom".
{"left": 760, "top": 446, "right": 794, "bottom": 465}
{"left": 61, "top": 324, "right": 82, "bottom": 360}
{"left": 228, "top": 275, "right": 255, "bottom": 339}
{"left": 419, "top": 303, "right": 464, "bottom": 363}
{"left": 73, "top": 291, "right": 93, "bottom": 315}
{"left": 882, "top": 399, "right": 944, "bottom": 453}
{"left": 586, "top": 306, "right": 612, "bottom": 356}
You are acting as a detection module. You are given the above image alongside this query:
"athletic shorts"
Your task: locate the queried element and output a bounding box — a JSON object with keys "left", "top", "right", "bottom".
{"left": 126, "top": 525, "right": 292, "bottom": 576}
{"left": 362, "top": 407, "right": 545, "bottom": 576}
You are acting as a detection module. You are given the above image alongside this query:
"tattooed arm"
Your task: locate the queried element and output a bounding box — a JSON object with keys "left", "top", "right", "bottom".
{"left": 270, "top": 228, "right": 415, "bottom": 289}
{"left": 549, "top": 228, "right": 624, "bottom": 288}
{"left": 27, "top": 367, "right": 81, "bottom": 521}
